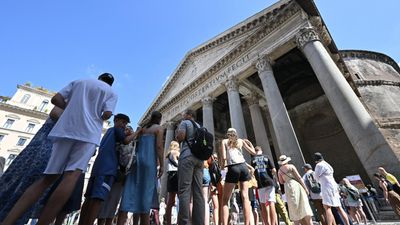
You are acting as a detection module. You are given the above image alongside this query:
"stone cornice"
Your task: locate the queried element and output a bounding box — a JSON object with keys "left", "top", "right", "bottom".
{"left": 0, "top": 102, "right": 49, "bottom": 120}
{"left": 340, "top": 50, "right": 400, "bottom": 74}
{"left": 17, "top": 84, "right": 56, "bottom": 98}
{"left": 354, "top": 80, "right": 400, "bottom": 87}
{"left": 142, "top": 0, "right": 302, "bottom": 122}
{"left": 377, "top": 117, "right": 400, "bottom": 129}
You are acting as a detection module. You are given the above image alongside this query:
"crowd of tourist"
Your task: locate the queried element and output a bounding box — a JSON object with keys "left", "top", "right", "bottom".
{"left": 0, "top": 74, "right": 399, "bottom": 225}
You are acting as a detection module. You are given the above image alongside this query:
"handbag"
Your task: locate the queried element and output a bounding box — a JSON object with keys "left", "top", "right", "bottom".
{"left": 116, "top": 140, "right": 137, "bottom": 173}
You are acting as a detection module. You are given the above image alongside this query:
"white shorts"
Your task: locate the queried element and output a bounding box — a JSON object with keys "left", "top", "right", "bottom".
{"left": 257, "top": 186, "right": 276, "bottom": 203}
{"left": 44, "top": 139, "right": 96, "bottom": 174}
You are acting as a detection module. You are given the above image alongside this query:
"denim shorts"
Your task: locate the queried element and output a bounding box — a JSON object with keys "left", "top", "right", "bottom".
{"left": 203, "top": 168, "right": 211, "bottom": 186}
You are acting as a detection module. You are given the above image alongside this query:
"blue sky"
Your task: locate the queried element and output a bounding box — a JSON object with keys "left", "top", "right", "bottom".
{"left": 0, "top": 0, "right": 399, "bottom": 126}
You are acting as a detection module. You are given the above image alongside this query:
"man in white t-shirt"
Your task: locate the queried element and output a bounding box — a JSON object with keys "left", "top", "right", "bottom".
{"left": 3, "top": 73, "right": 118, "bottom": 225}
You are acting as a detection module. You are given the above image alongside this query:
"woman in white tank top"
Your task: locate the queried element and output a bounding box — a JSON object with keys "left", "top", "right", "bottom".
{"left": 165, "top": 141, "right": 180, "bottom": 225}
{"left": 220, "top": 128, "right": 256, "bottom": 225}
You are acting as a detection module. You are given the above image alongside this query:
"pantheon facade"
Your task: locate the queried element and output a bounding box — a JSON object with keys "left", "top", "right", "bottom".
{"left": 140, "top": 0, "right": 400, "bottom": 194}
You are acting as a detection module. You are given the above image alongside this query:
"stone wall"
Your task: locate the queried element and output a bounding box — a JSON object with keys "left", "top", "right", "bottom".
{"left": 341, "top": 50, "right": 400, "bottom": 167}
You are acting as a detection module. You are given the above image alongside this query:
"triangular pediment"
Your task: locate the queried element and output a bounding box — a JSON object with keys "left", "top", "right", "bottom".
{"left": 159, "top": 31, "right": 256, "bottom": 106}
{"left": 140, "top": 0, "right": 305, "bottom": 123}
{"left": 152, "top": 0, "right": 294, "bottom": 109}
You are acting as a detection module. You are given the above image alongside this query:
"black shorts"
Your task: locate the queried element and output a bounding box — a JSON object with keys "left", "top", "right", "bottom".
{"left": 167, "top": 171, "right": 178, "bottom": 193}
{"left": 225, "top": 163, "right": 251, "bottom": 184}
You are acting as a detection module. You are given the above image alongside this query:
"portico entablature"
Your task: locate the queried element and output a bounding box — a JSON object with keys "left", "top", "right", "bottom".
{"left": 142, "top": 0, "right": 347, "bottom": 125}
{"left": 142, "top": 0, "right": 308, "bottom": 123}
{"left": 157, "top": 15, "right": 317, "bottom": 123}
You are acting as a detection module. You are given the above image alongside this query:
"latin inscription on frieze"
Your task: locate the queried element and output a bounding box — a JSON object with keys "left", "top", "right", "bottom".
{"left": 165, "top": 51, "right": 259, "bottom": 119}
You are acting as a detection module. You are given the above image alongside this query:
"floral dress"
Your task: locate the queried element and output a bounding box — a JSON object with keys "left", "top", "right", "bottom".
{"left": 0, "top": 119, "right": 55, "bottom": 225}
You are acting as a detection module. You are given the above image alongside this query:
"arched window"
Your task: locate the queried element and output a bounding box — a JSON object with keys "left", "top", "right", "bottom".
{"left": 38, "top": 100, "right": 49, "bottom": 112}
{"left": 20, "top": 94, "right": 31, "bottom": 104}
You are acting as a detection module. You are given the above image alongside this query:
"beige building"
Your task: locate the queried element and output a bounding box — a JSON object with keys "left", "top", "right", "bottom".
{"left": 141, "top": 0, "right": 400, "bottom": 198}
{"left": 0, "top": 83, "right": 111, "bottom": 174}
{"left": 0, "top": 84, "right": 54, "bottom": 168}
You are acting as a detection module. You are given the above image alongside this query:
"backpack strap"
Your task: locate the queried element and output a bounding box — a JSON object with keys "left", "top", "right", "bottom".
{"left": 184, "top": 119, "right": 199, "bottom": 150}
{"left": 168, "top": 152, "right": 179, "bottom": 167}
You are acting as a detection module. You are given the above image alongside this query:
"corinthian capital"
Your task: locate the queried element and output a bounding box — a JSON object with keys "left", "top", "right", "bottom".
{"left": 224, "top": 76, "right": 239, "bottom": 92}
{"left": 164, "top": 121, "right": 175, "bottom": 130}
{"left": 244, "top": 92, "right": 260, "bottom": 106}
{"left": 255, "top": 55, "right": 273, "bottom": 73}
{"left": 201, "top": 96, "right": 215, "bottom": 108}
{"left": 296, "top": 27, "right": 320, "bottom": 49}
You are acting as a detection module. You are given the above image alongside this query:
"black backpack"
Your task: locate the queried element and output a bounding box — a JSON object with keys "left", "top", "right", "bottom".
{"left": 209, "top": 159, "right": 222, "bottom": 186}
{"left": 185, "top": 120, "right": 214, "bottom": 160}
{"left": 305, "top": 172, "right": 321, "bottom": 194}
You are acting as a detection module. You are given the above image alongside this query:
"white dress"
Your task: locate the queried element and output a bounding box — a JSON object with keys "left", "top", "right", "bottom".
{"left": 314, "top": 161, "right": 341, "bottom": 207}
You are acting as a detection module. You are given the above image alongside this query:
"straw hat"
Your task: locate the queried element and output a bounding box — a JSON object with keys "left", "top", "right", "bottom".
{"left": 278, "top": 155, "right": 291, "bottom": 165}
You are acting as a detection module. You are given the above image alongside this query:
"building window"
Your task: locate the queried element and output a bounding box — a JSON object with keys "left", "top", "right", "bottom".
{"left": 16, "top": 138, "right": 27, "bottom": 146}
{"left": 38, "top": 100, "right": 49, "bottom": 112}
{"left": 25, "top": 123, "right": 36, "bottom": 133}
{"left": 0, "top": 134, "right": 4, "bottom": 142}
{"left": 5, "top": 154, "right": 17, "bottom": 166}
{"left": 20, "top": 94, "right": 31, "bottom": 104}
{"left": 3, "top": 119, "right": 15, "bottom": 129}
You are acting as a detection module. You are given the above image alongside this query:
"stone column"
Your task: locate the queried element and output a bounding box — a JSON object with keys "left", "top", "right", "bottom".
{"left": 164, "top": 121, "right": 175, "bottom": 152}
{"left": 224, "top": 76, "right": 248, "bottom": 138}
{"left": 244, "top": 93, "right": 273, "bottom": 160}
{"left": 202, "top": 96, "right": 215, "bottom": 135}
{"left": 160, "top": 121, "right": 175, "bottom": 199}
{"left": 296, "top": 27, "right": 400, "bottom": 178}
{"left": 225, "top": 76, "right": 250, "bottom": 162}
{"left": 256, "top": 57, "right": 305, "bottom": 169}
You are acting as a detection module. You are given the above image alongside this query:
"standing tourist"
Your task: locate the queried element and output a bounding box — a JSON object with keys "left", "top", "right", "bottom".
{"left": 314, "top": 152, "right": 350, "bottom": 225}
{"left": 378, "top": 167, "right": 400, "bottom": 195}
{"left": 208, "top": 153, "right": 221, "bottom": 225}
{"left": 117, "top": 111, "right": 164, "bottom": 225}
{"left": 175, "top": 109, "right": 205, "bottom": 225}
{"left": 2, "top": 73, "right": 118, "bottom": 225}
{"left": 341, "top": 178, "right": 367, "bottom": 225}
{"left": 203, "top": 161, "right": 211, "bottom": 225}
{"left": 277, "top": 155, "right": 313, "bottom": 225}
{"left": 302, "top": 163, "right": 327, "bottom": 225}
{"left": 78, "top": 114, "right": 136, "bottom": 225}
{"left": 220, "top": 128, "right": 256, "bottom": 225}
{"left": 97, "top": 126, "right": 135, "bottom": 225}
{"left": 274, "top": 186, "right": 293, "bottom": 225}
{"left": 0, "top": 107, "right": 62, "bottom": 225}
{"left": 251, "top": 146, "right": 277, "bottom": 225}
{"left": 373, "top": 173, "right": 400, "bottom": 216}
{"left": 165, "top": 141, "right": 180, "bottom": 225}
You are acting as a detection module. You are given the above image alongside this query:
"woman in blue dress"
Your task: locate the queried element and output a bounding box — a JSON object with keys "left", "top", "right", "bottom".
{"left": 117, "top": 111, "right": 164, "bottom": 225}
{"left": 0, "top": 107, "right": 62, "bottom": 225}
